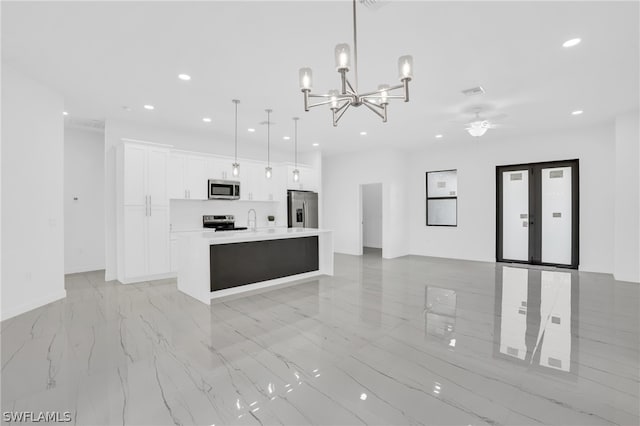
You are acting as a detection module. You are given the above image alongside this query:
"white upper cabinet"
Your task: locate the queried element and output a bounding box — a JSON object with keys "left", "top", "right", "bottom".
{"left": 286, "top": 165, "right": 319, "bottom": 192}
{"left": 241, "top": 162, "right": 285, "bottom": 202}
{"left": 123, "top": 144, "right": 147, "bottom": 205}
{"left": 169, "top": 153, "right": 208, "bottom": 200}
{"left": 206, "top": 156, "right": 235, "bottom": 181}
{"left": 124, "top": 143, "right": 169, "bottom": 206}
{"left": 147, "top": 147, "right": 169, "bottom": 204}
{"left": 185, "top": 156, "right": 207, "bottom": 200}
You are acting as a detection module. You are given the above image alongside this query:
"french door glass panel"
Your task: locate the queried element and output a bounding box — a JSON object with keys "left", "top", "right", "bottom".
{"left": 502, "top": 170, "right": 529, "bottom": 261}
{"left": 541, "top": 167, "right": 572, "bottom": 265}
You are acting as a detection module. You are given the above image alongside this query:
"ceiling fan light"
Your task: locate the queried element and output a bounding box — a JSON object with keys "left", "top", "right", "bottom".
{"left": 467, "top": 126, "right": 488, "bottom": 137}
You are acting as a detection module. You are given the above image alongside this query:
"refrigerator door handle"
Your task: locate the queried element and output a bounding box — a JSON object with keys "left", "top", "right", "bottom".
{"left": 302, "top": 201, "right": 306, "bottom": 228}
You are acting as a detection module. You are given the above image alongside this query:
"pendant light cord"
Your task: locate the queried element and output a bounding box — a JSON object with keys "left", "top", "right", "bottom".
{"left": 353, "top": 0, "right": 358, "bottom": 91}
{"left": 267, "top": 110, "right": 271, "bottom": 166}
{"left": 294, "top": 119, "right": 298, "bottom": 168}
{"left": 234, "top": 101, "right": 238, "bottom": 162}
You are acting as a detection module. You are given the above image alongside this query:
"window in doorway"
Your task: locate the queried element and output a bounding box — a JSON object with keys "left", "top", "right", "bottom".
{"left": 426, "top": 169, "right": 457, "bottom": 226}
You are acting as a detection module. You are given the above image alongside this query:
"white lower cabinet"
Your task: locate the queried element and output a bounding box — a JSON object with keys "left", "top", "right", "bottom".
{"left": 122, "top": 206, "right": 170, "bottom": 280}
{"left": 123, "top": 206, "right": 147, "bottom": 279}
{"left": 147, "top": 206, "right": 170, "bottom": 275}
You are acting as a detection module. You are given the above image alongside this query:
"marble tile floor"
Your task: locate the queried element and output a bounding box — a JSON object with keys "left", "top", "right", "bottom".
{"left": 1, "top": 253, "right": 638, "bottom": 425}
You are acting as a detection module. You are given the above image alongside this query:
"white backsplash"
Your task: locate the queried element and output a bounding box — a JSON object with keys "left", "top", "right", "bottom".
{"left": 170, "top": 199, "right": 287, "bottom": 231}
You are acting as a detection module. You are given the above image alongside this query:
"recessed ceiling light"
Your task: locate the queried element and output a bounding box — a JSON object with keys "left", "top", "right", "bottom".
{"left": 435, "top": 134, "right": 443, "bottom": 139}
{"left": 144, "top": 105, "right": 155, "bottom": 110}
{"left": 283, "top": 136, "right": 291, "bottom": 140}
{"left": 562, "top": 38, "right": 581, "bottom": 48}
{"left": 202, "top": 117, "right": 212, "bottom": 123}
{"left": 312, "top": 143, "right": 319, "bottom": 147}
{"left": 248, "top": 128, "right": 255, "bottom": 132}
{"left": 62, "top": 111, "right": 68, "bottom": 116}
{"left": 360, "top": 131, "right": 367, "bottom": 136}
{"left": 571, "top": 110, "right": 583, "bottom": 115}
{"left": 178, "top": 74, "right": 191, "bottom": 81}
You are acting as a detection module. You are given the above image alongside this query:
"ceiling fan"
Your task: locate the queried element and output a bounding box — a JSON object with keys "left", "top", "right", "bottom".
{"left": 463, "top": 110, "right": 507, "bottom": 137}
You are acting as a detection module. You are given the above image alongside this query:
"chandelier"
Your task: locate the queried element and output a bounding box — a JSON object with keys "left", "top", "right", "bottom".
{"left": 298, "top": 0, "right": 414, "bottom": 126}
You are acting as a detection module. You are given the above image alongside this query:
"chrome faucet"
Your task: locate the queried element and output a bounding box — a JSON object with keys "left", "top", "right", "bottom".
{"left": 247, "top": 209, "right": 257, "bottom": 231}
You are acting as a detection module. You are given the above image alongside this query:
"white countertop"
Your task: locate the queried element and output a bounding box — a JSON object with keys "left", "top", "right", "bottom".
{"left": 177, "top": 227, "right": 331, "bottom": 245}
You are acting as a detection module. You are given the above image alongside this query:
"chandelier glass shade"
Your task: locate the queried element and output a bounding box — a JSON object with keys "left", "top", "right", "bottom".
{"left": 298, "top": 0, "right": 413, "bottom": 126}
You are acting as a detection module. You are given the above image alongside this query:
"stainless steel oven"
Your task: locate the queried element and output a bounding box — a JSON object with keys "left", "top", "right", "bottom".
{"left": 208, "top": 180, "right": 240, "bottom": 200}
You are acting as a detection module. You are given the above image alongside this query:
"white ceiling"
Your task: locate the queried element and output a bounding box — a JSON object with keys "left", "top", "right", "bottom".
{"left": 2, "top": 1, "right": 638, "bottom": 155}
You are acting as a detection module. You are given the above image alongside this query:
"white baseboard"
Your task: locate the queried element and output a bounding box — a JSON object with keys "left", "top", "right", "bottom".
{"left": 1, "top": 289, "right": 67, "bottom": 321}
{"left": 64, "top": 265, "right": 105, "bottom": 275}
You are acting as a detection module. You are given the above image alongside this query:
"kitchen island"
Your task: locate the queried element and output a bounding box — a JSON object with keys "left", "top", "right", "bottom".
{"left": 176, "top": 228, "right": 333, "bottom": 304}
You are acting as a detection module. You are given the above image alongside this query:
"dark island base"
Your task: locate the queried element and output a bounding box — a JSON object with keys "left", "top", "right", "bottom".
{"left": 210, "top": 236, "right": 319, "bottom": 292}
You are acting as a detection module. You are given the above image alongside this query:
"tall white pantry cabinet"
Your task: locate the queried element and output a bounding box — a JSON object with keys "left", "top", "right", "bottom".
{"left": 116, "top": 140, "right": 171, "bottom": 283}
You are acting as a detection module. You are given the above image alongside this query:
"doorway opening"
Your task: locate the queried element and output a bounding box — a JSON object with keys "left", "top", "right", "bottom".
{"left": 496, "top": 159, "right": 579, "bottom": 269}
{"left": 360, "top": 183, "right": 383, "bottom": 257}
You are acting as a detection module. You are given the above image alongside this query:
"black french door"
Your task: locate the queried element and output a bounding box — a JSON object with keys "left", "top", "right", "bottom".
{"left": 496, "top": 159, "right": 579, "bottom": 269}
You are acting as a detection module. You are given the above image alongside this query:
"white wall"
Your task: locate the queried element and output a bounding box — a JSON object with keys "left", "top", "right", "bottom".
{"left": 407, "top": 123, "right": 615, "bottom": 274}
{"left": 614, "top": 110, "right": 640, "bottom": 282}
{"left": 323, "top": 149, "right": 408, "bottom": 259}
{"left": 362, "top": 183, "right": 382, "bottom": 248}
{"left": 171, "top": 199, "right": 283, "bottom": 231}
{"left": 64, "top": 126, "right": 105, "bottom": 274}
{"left": 1, "top": 65, "right": 65, "bottom": 320}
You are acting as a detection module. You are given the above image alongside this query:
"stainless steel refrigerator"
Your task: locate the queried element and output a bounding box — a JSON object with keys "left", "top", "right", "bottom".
{"left": 287, "top": 190, "right": 318, "bottom": 228}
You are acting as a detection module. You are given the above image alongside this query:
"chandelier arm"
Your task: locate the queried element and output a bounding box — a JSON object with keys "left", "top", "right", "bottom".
{"left": 333, "top": 102, "right": 351, "bottom": 126}
{"left": 358, "top": 84, "right": 404, "bottom": 99}
{"left": 345, "top": 78, "right": 357, "bottom": 95}
{"left": 360, "top": 98, "right": 385, "bottom": 110}
{"left": 309, "top": 93, "right": 338, "bottom": 98}
{"left": 306, "top": 99, "right": 340, "bottom": 109}
{"left": 361, "top": 100, "right": 385, "bottom": 120}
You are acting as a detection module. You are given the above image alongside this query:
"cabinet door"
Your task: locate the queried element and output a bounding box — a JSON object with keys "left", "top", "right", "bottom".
{"left": 124, "top": 144, "right": 147, "bottom": 205}
{"left": 301, "top": 166, "right": 319, "bottom": 191}
{"left": 123, "top": 205, "right": 147, "bottom": 278}
{"left": 147, "top": 147, "right": 169, "bottom": 206}
{"left": 170, "top": 238, "right": 178, "bottom": 273}
{"left": 147, "top": 205, "right": 170, "bottom": 275}
{"left": 168, "top": 154, "right": 186, "bottom": 199}
{"left": 185, "top": 155, "right": 208, "bottom": 200}
{"left": 208, "top": 157, "right": 232, "bottom": 180}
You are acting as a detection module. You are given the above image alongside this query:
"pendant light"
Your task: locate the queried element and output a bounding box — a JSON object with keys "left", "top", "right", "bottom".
{"left": 265, "top": 109, "right": 273, "bottom": 179}
{"left": 292, "top": 117, "right": 300, "bottom": 182}
{"left": 231, "top": 99, "right": 240, "bottom": 177}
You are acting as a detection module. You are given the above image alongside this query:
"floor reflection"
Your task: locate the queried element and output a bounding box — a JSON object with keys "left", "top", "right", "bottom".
{"left": 493, "top": 265, "right": 579, "bottom": 375}
{"left": 424, "top": 287, "right": 457, "bottom": 348}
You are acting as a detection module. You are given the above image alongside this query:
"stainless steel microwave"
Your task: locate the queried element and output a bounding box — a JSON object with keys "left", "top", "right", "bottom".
{"left": 208, "top": 179, "right": 240, "bottom": 200}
